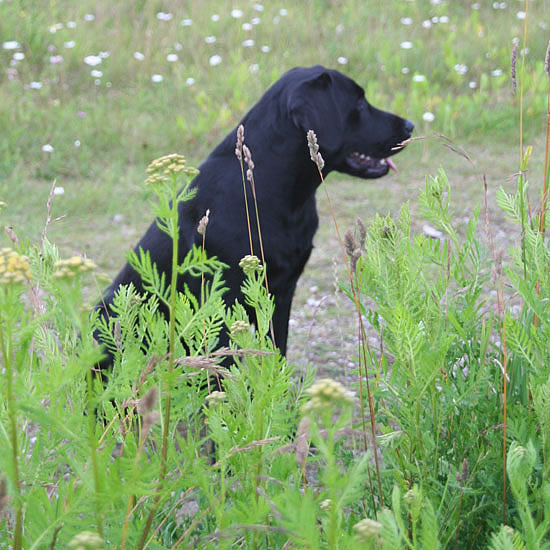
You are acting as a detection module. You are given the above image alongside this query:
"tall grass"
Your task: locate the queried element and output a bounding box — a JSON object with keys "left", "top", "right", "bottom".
{"left": 3, "top": 1, "right": 550, "bottom": 548}
{"left": 3, "top": 131, "right": 550, "bottom": 546}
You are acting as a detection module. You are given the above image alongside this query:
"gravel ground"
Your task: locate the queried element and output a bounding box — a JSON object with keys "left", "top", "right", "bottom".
{"left": 286, "top": 134, "right": 542, "bottom": 380}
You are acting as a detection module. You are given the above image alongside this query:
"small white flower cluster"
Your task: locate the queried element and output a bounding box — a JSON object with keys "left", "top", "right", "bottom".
{"left": 205, "top": 391, "right": 227, "bottom": 405}
{"left": 68, "top": 530, "right": 104, "bottom": 550}
{"left": 239, "top": 255, "right": 262, "bottom": 274}
{"left": 353, "top": 518, "right": 383, "bottom": 544}
{"left": 302, "top": 378, "right": 355, "bottom": 414}
{"left": 145, "top": 153, "right": 188, "bottom": 185}
{"left": 53, "top": 256, "right": 96, "bottom": 280}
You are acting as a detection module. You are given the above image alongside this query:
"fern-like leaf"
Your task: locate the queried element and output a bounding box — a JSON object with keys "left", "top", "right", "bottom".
{"left": 496, "top": 186, "right": 522, "bottom": 224}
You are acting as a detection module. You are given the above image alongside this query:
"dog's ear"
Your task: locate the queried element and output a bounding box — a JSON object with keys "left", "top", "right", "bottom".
{"left": 288, "top": 71, "right": 344, "bottom": 155}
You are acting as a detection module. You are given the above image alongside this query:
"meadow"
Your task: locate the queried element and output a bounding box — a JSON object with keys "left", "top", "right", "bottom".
{"left": 2, "top": 0, "right": 550, "bottom": 548}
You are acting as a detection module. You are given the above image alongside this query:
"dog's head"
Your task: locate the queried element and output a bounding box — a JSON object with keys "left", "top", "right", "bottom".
{"left": 287, "top": 66, "right": 414, "bottom": 179}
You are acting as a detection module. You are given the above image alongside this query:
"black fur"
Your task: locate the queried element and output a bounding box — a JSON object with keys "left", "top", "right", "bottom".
{"left": 97, "top": 65, "right": 413, "bottom": 360}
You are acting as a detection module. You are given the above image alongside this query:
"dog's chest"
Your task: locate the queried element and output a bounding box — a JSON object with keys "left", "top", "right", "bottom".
{"left": 265, "top": 200, "right": 318, "bottom": 267}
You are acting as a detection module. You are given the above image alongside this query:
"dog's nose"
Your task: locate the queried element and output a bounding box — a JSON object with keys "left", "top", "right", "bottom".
{"left": 404, "top": 119, "right": 415, "bottom": 136}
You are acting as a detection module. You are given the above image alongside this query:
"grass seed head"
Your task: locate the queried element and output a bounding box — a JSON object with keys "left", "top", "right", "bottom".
{"left": 242, "top": 144, "right": 254, "bottom": 169}
{"left": 307, "top": 130, "right": 319, "bottom": 159}
{"left": 545, "top": 40, "right": 550, "bottom": 77}
{"left": 307, "top": 130, "right": 325, "bottom": 170}
{"left": 456, "top": 457, "right": 469, "bottom": 484}
{"left": 511, "top": 43, "right": 518, "bottom": 94}
{"left": 316, "top": 152, "right": 325, "bottom": 171}
{"left": 357, "top": 218, "right": 367, "bottom": 248}
{"left": 235, "top": 124, "right": 244, "bottom": 160}
{"left": 197, "top": 209, "right": 210, "bottom": 236}
{"left": 491, "top": 247, "right": 503, "bottom": 283}
{"left": 344, "top": 229, "right": 356, "bottom": 258}
{"left": 344, "top": 229, "right": 361, "bottom": 271}
{"left": 242, "top": 144, "right": 255, "bottom": 182}
{"left": 137, "top": 386, "right": 158, "bottom": 415}
{"left": 141, "top": 410, "right": 160, "bottom": 440}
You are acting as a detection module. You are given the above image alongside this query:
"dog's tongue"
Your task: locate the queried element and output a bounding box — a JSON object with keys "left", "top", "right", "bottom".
{"left": 386, "top": 157, "right": 398, "bottom": 173}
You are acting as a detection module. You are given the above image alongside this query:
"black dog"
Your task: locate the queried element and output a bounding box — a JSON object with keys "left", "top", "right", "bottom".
{"left": 97, "top": 65, "right": 413, "bottom": 361}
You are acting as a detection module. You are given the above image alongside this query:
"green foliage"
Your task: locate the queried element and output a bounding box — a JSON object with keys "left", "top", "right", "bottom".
{"left": 334, "top": 137, "right": 550, "bottom": 547}
{"left": 3, "top": 2, "right": 550, "bottom": 542}
{"left": 349, "top": 171, "right": 504, "bottom": 547}
{"left": 3, "top": 147, "right": 550, "bottom": 547}
{"left": 0, "top": 0, "right": 548, "bottom": 183}
{"left": 489, "top": 526, "right": 526, "bottom": 550}
{"left": 2, "top": 154, "right": 549, "bottom": 549}
{"left": 0, "top": 152, "right": 372, "bottom": 549}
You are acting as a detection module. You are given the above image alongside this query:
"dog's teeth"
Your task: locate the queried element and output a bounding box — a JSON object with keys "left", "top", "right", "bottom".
{"left": 380, "top": 159, "right": 387, "bottom": 165}
{"left": 359, "top": 153, "right": 366, "bottom": 160}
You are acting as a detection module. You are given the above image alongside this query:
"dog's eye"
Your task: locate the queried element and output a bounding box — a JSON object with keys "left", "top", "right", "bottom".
{"left": 349, "top": 98, "right": 367, "bottom": 122}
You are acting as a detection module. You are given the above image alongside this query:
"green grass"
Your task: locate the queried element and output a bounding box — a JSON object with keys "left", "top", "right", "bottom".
{"left": 3, "top": 0, "right": 550, "bottom": 548}
{"left": 2, "top": 0, "right": 548, "bottom": 263}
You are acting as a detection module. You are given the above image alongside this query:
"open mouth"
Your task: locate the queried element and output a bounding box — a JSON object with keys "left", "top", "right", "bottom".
{"left": 346, "top": 152, "right": 398, "bottom": 176}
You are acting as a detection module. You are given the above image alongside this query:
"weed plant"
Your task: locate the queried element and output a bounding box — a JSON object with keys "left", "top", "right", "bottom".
{"left": 3, "top": 0, "right": 549, "bottom": 267}
{"left": 0, "top": 155, "right": 310, "bottom": 548}
{"left": 3, "top": 1, "right": 550, "bottom": 549}
{"left": 2, "top": 131, "right": 550, "bottom": 548}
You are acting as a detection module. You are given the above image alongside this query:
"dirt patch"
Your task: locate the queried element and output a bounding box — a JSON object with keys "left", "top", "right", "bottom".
{"left": 286, "top": 134, "right": 541, "bottom": 377}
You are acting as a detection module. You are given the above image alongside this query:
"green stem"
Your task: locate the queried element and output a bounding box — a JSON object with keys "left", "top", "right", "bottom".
{"left": 518, "top": 0, "right": 529, "bottom": 281}
{"left": 1, "top": 310, "right": 23, "bottom": 550}
{"left": 163, "top": 169, "right": 179, "bottom": 473}
{"left": 137, "top": 176, "right": 180, "bottom": 550}
{"left": 253, "top": 408, "right": 265, "bottom": 550}
{"left": 78, "top": 295, "right": 104, "bottom": 538}
{"left": 86, "top": 365, "right": 104, "bottom": 537}
{"left": 239, "top": 157, "right": 254, "bottom": 256}
{"left": 415, "top": 395, "right": 425, "bottom": 481}
{"left": 122, "top": 417, "right": 150, "bottom": 549}
{"left": 326, "top": 426, "right": 338, "bottom": 550}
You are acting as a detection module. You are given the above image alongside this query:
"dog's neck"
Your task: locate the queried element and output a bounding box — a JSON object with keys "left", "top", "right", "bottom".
{"left": 212, "top": 118, "right": 325, "bottom": 208}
